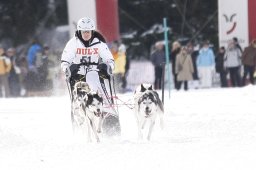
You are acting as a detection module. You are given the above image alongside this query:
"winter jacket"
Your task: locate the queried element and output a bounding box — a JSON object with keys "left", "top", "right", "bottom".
{"left": 111, "top": 51, "right": 119, "bottom": 61}
{"left": 150, "top": 50, "right": 165, "bottom": 67}
{"left": 0, "top": 55, "right": 11, "bottom": 75}
{"left": 175, "top": 52, "right": 194, "bottom": 81}
{"left": 241, "top": 45, "right": 256, "bottom": 66}
{"left": 27, "top": 44, "right": 42, "bottom": 68}
{"left": 215, "top": 52, "right": 226, "bottom": 73}
{"left": 197, "top": 48, "right": 215, "bottom": 67}
{"left": 61, "top": 34, "right": 114, "bottom": 75}
{"left": 170, "top": 48, "right": 181, "bottom": 74}
{"left": 113, "top": 52, "right": 126, "bottom": 75}
{"left": 224, "top": 47, "right": 242, "bottom": 68}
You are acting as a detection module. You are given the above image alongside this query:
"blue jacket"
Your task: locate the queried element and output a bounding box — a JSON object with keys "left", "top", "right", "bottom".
{"left": 197, "top": 48, "right": 215, "bottom": 67}
{"left": 27, "top": 44, "right": 41, "bottom": 67}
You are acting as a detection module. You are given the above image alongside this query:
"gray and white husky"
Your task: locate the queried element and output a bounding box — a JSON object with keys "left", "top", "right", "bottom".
{"left": 134, "top": 83, "right": 164, "bottom": 140}
{"left": 72, "top": 81, "right": 104, "bottom": 142}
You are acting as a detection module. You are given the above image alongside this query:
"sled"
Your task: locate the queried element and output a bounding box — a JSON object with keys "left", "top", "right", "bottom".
{"left": 66, "top": 75, "right": 121, "bottom": 138}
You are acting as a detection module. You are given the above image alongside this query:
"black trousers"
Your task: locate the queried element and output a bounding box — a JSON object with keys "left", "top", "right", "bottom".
{"left": 242, "top": 65, "right": 255, "bottom": 85}
{"left": 219, "top": 70, "right": 228, "bottom": 87}
{"left": 228, "top": 66, "right": 241, "bottom": 87}
{"left": 154, "top": 66, "right": 163, "bottom": 89}
{"left": 177, "top": 81, "right": 188, "bottom": 90}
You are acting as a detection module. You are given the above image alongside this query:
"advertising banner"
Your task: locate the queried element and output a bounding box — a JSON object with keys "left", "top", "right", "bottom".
{"left": 218, "top": 0, "right": 249, "bottom": 49}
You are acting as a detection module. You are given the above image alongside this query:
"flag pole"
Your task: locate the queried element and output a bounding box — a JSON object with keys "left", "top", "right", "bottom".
{"left": 163, "top": 18, "right": 171, "bottom": 98}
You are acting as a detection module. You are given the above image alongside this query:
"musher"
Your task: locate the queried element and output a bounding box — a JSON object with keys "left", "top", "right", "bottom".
{"left": 61, "top": 17, "right": 120, "bottom": 136}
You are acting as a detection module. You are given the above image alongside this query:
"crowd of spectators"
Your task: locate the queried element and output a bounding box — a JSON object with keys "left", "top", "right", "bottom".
{"left": 1, "top": 36, "right": 255, "bottom": 97}
{"left": 0, "top": 39, "right": 60, "bottom": 98}
{"left": 149, "top": 37, "right": 256, "bottom": 91}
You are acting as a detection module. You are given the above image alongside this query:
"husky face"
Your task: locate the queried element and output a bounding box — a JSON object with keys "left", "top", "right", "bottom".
{"left": 134, "top": 83, "right": 165, "bottom": 140}
{"left": 77, "top": 88, "right": 88, "bottom": 102}
{"left": 73, "top": 81, "right": 91, "bottom": 109}
{"left": 86, "top": 91, "right": 103, "bottom": 117}
{"left": 73, "top": 82, "right": 90, "bottom": 99}
{"left": 135, "top": 83, "right": 153, "bottom": 94}
{"left": 138, "top": 92, "right": 157, "bottom": 118}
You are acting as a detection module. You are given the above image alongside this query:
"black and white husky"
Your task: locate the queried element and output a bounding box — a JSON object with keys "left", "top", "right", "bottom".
{"left": 134, "top": 83, "right": 164, "bottom": 140}
{"left": 72, "top": 81, "right": 104, "bottom": 142}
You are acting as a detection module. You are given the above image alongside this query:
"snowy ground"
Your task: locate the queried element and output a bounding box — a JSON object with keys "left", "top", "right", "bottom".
{"left": 1, "top": 85, "right": 256, "bottom": 170}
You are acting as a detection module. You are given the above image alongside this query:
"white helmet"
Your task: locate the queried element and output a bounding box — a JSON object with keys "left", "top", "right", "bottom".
{"left": 77, "top": 17, "right": 95, "bottom": 31}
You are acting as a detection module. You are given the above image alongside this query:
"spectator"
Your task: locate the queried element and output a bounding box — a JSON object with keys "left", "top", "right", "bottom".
{"left": 18, "top": 55, "right": 28, "bottom": 96}
{"left": 215, "top": 46, "right": 228, "bottom": 87}
{"left": 175, "top": 46, "right": 194, "bottom": 91}
{"left": 27, "top": 38, "right": 42, "bottom": 71}
{"left": 171, "top": 41, "right": 181, "bottom": 89}
{"left": 241, "top": 39, "right": 256, "bottom": 86}
{"left": 37, "top": 45, "right": 50, "bottom": 90}
{"left": 187, "top": 42, "right": 199, "bottom": 88}
{"left": 0, "top": 46, "right": 11, "bottom": 97}
{"left": 233, "top": 37, "right": 243, "bottom": 53}
{"left": 109, "top": 41, "right": 119, "bottom": 61}
{"left": 6, "top": 47, "right": 21, "bottom": 97}
{"left": 25, "top": 39, "right": 42, "bottom": 91}
{"left": 113, "top": 43, "right": 127, "bottom": 93}
{"left": 197, "top": 41, "right": 215, "bottom": 88}
{"left": 150, "top": 41, "right": 166, "bottom": 90}
{"left": 224, "top": 40, "right": 242, "bottom": 87}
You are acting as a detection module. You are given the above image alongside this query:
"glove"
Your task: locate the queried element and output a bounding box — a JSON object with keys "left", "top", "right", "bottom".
{"left": 69, "top": 64, "right": 79, "bottom": 75}
{"left": 65, "top": 64, "right": 79, "bottom": 79}
{"left": 97, "top": 63, "right": 112, "bottom": 78}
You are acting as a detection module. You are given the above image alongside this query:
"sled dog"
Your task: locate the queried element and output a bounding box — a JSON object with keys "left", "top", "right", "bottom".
{"left": 134, "top": 83, "right": 164, "bottom": 140}
{"left": 72, "top": 81, "right": 104, "bottom": 142}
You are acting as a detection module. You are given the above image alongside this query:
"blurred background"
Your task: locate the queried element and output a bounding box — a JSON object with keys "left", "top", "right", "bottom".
{"left": 0, "top": 0, "right": 219, "bottom": 56}
{"left": 0, "top": 0, "right": 255, "bottom": 97}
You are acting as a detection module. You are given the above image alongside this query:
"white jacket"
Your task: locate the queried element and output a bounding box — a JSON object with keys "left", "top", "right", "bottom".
{"left": 61, "top": 36, "right": 114, "bottom": 75}
{"left": 224, "top": 47, "right": 242, "bottom": 68}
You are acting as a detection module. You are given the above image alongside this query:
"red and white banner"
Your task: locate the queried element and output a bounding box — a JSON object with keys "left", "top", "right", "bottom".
{"left": 67, "top": 0, "right": 120, "bottom": 42}
{"left": 218, "top": 0, "right": 249, "bottom": 49}
{"left": 218, "top": 0, "right": 256, "bottom": 49}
